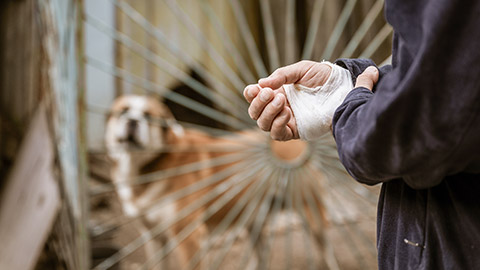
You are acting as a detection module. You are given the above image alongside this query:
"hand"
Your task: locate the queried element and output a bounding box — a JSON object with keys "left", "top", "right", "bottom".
{"left": 355, "top": 66, "right": 379, "bottom": 90}
{"left": 243, "top": 84, "right": 296, "bottom": 141}
{"left": 243, "top": 61, "right": 332, "bottom": 141}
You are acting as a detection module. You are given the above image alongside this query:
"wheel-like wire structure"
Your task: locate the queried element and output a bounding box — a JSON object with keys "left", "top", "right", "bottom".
{"left": 85, "top": 0, "right": 392, "bottom": 269}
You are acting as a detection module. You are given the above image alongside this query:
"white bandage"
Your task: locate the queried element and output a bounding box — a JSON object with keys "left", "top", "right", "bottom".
{"left": 284, "top": 61, "right": 353, "bottom": 141}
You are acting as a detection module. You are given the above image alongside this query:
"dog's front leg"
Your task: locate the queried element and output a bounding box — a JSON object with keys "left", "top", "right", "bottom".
{"left": 138, "top": 224, "right": 169, "bottom": 270}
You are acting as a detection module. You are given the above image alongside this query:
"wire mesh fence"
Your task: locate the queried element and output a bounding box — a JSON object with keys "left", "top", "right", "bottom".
{"left": 0, "top": 0, "right": 393, "bottom": 269}
{"left": 85, "top": 0, "right": 391, "bottom": 269}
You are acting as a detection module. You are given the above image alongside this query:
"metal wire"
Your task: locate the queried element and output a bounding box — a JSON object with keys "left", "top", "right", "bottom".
{"left": 341, "top": 0, "right": 384, "bottom": 58}
{"left": 227, "top": 0, "right": 268, "bottom": 78}
{"left": 90, "top": 154, "right": 262, "bottom": 238}
{"left": 85, "top": 15, "right": 253, "bottom": 127}
{"left": 109, "top": 0, "right": 249, "bottom": 107}
{"left": 90, "top": 150, "right": 255, "bottom": 195}
{"left": 285, "top": 0, "right": 297, "bottom": 65}
{"left": 302, "top": 0, "right": 326, "bottom": 60}
{"left": 381, "top": 54, "right": 392, "bottom": 66}
{"left": 94, "top": 155, "right": 264, "bottom": 270}
{"left": 161, "top": 0, "right": 248, "bottom": 92}
{"left": 304, "top": 163, "right": 372, "bottom": 269}
{"left": 292, "top": 170, "right": 317, "bottom": 270}
{"left": 199, "top": 0, "right": 257, "bottom": 84}
{"left": 189, "top": 162, "right": 277, "bottom": 270}
{"left": 85, "top": 55, "right": 253, "bottom": 130}
{"left": 359, "top": 23, "right": 393, "bottom": 59}
{"left": 85, "top": 1, "right": 390, "bottom": 269}
{"left": 260, "top": 0, "right": 280, "bottom": 71}
{"left": 259, "top": 168, "right": 290, "bottom": 270}
{"left": 143, "top": 158, "right": 270, "bottom": 269}
{"left": 322, "top": 0, "right": 358, "bottom": 60}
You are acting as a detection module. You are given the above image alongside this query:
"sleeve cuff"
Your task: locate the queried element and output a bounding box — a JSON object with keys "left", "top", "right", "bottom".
{"left": 332, "top": 87, "right": 374, "bottom": 138}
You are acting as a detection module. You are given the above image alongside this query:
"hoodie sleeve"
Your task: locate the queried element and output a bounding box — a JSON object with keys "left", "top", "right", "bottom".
{"left": 330, "top": 0, "right": 480, "bottom": 189}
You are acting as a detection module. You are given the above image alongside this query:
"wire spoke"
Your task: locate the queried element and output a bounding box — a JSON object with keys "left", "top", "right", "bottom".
{"left": 208, "top": 165, "right": 278, "bottom": 270}
{"left": 304, "top": 164, "right": 373, "bottom": 270}
{"left": 359, "top": 23, "right": 393, "bottom": 59}
{"left": 161, "top": 0, "right": 247, "bottom": 92}
{"left": 90, "top": 157, "right": 255, "bottom": 238}
{"left": 86, "top": 101, "right": 263, "bottom": 144}
{"left": 109, "top": 0, "right": 249, "bottom": 108}
{"left": 86, "top": 1, "right": 387, "bottom": 269}
{"left": 90, "top": 150, "right": 256, "bottom": 196}
{"left": 327, "top": 181, "right": 377, "bottom": 262}
{"left": 143, "top": 159, "right": 268, "bottom": 269}
{"left": 86, "top": 103, "right": 261, "bottom": 141}
{"left": 311, "top": 155, "right": 378, "bottom": 205}
{"left": 235, "top": 167, "right": 283, "bottom": 269}
{"left": 93, "top": 156, "right": 264, "bottom": 270}
{"left": 258, "top": 167, "right": 289, "bottom": 270}
{"left": 85, "top": 55, "right": 253, "bottom": 130}
{"left": 199, "top": 0, "right": 257, "bottom": 84}
{"left": 85, "top": 15, "right": 253, "bottom": 127}
{"left": 227, "top": 0, "right": 268, "bottom": 78}
{"left": 292, "top": 170, "right": 317, "bottom": 270}
{"left": 283, "top": 169, "right": 295, "bottom": 270}
{"left": 285, "top": 0, "right": 297, "bottom": 65}
{"left": 260, "top": 0, "right": 280, "bottom": 71}
{"left": 311, "top": 164, "right": 376, "bottom": 205}
{"left": 302, "top": 0, "right": 326, "bottom": 60}
{"left": 183, "top": 155, "right": 277, "bottom": 270}
{"left": 298, "top": 167, "right": 341, "bottom": 270}
{"left": 322, "top": 0, "right": 358, "bottom": 60}
{"left": 341, "top": 0, "right": 384, "bottom": 58}
{"left": 381, "top": 54, "right": 392, "bottom": 66}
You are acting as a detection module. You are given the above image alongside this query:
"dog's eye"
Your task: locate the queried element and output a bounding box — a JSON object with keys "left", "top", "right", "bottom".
{"left": 120, "top": 107, "right": 129, "bottom": 115}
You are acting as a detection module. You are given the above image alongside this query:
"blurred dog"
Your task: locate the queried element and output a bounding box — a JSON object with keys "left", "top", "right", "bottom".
{"left": 105, "top": 95, "right": 335, "bottom": 269}
{"left": 105, "top": 95, "right": 207, "bottom": 268}
{"left": 105, "top": 95, "right": 256, "bottom": 269}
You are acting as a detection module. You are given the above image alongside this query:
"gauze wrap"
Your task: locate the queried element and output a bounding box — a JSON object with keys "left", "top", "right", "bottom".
{"left": 284, "top": 61, "right": 353, "bottom": 141}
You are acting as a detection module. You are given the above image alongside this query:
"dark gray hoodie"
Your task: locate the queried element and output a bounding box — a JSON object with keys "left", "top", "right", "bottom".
{"left": 332, "top": 0, "right": 480, "bottom": 268}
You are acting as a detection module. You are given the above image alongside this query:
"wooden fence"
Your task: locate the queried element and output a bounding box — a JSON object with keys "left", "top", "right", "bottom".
{"left": 0, "top": 0, "right": 89, "bottom": 269}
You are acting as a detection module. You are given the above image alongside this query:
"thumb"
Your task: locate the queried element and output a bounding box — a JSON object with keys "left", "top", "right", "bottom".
{"left": 355, "top": 66, "right": 379, "bottom": 91}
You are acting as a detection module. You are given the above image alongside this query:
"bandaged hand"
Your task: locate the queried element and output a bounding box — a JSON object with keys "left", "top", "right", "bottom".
{"left": 282, "top": 62, "right": 358, "bottom": 140}
{"left": 244, "top": 60, "right": 379, "bottom": 141}
{"left": 243, "top": 60, "right": 332, "bottom": 141}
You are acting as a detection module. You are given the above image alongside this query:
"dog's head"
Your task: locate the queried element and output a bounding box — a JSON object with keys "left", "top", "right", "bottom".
{"left": 105, "top": 95, "right": 183, "bottom": 158}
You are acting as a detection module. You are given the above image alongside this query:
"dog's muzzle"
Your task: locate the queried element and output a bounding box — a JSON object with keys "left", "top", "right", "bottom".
{"left": 117, "top": 119, "right": 142, "bottom": 148}
{"left": 127, "top": 119, "right": 138, "bottom": 139}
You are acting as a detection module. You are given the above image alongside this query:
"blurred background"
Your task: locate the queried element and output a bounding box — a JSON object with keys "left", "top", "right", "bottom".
{"left": 0, "top": 0, "right": 392, "bottom": 269}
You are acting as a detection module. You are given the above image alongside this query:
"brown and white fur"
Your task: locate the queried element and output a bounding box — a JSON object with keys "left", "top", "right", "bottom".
{"left": 105, "top": 95, "right": 257, "bottom": 269}
{"left": 105, "top": 95, "right": 206, "bottom": 268}
{"left": 105, "top": 95, "right": 337, "bottom": 269}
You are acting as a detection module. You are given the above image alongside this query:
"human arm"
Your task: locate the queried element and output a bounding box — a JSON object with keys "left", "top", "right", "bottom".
{"left": 332, "top": 28, "right": 480, "bottom": 189}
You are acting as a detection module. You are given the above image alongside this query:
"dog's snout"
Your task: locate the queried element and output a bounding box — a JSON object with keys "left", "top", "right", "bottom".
{"left": 127, "top": 119, "right": 138, "bottom": 134}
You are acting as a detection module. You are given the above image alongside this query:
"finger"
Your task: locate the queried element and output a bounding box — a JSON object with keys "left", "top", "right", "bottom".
{"left": 243, "top": 84, "right": 261, "bottom": 103}
{"left": 256, "top": 93, "right": 286, "bottom": 131}
{"left": 270, "top": 107, "right": 293, "bottom": 141}
{"left": 355, "top": 66, "right": 379, "bottom": 91}
{"left": 258, "top": 60, "right": 315, "bottom": 89}
{"left": 248, "top": 88, "right": 274, "bottom": 120}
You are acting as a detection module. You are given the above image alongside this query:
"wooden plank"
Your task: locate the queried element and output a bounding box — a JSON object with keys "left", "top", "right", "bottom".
{"left": 0, "top": 107, "right": 60, "bottom": 270}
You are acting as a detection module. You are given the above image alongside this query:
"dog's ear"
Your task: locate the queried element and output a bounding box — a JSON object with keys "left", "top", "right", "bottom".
{"left": 160, "top": 103, "right": 184, "bottom": 138}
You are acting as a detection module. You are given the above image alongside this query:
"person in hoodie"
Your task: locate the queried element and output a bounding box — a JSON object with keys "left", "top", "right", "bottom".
{"left": 243, "top": 0, "right": 480, "bottom": 269}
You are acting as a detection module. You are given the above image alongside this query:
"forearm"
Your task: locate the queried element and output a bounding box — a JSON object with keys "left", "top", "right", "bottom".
{"left": 332, "top": 69, "right": 480, "bottom": 189}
